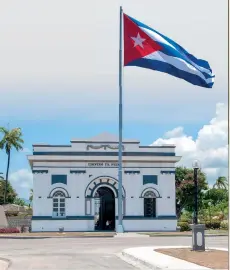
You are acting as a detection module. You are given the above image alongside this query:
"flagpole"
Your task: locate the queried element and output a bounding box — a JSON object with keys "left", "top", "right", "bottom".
{"left": 117, "top": 5, "right": 124, "bottom": 233}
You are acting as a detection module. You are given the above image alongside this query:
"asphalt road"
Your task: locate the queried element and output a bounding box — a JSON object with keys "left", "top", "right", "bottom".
{"left": 0, "top": 236, "right": 228, "bottom": 269}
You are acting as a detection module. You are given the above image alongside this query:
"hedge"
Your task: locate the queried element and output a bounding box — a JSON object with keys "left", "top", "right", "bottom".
{"left": 220, "top": 220, "right": 228, "bottom": 230}
{"left": 0, "top": 228, "right": 20, "bottom": 233}
{"left": 205, "top": 220, "right": 221, "bottom": 229}
{"left": 177, "top": 222, "right": 191, "bottom": 232}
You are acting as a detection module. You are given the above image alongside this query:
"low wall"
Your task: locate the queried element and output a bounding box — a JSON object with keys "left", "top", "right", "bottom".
{"left": 121, "top": 219, "right": 177, "bottom": 231}
{"left": 32, "top": 220, "right": 94, "bottom": 232}
{"left": 6, "top": 216, "right": 32, "bottom": 228}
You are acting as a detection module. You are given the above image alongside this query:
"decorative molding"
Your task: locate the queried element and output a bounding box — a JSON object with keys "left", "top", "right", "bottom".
{"left": 124, "top": 170, "right": 140, "bottom": 174}
{"left": 85, "top": 176, "right": 126, "bottom": 198}
{"left": 33, "top": 166, "right": 175, "bottom": 169}
{"left": 121, "top": 215, "right": 177, "bottom": 220}
{"left": 161, "top": 170, "right": 175, "bottom": 175}
{"left": 86, "top": 144, "right": 125, "bottom": 150}
{"left": 140, "top": 187, "right": 161, "bottom": 198}
{"left": 32, "top": 215, "right": 177, "bottom": 221}
{"left": 33, "top": 151, "right": 176, "bottom": 157}
{"left": 32, "top": 170, "right": 48, "bottom": 174}
{"left": 47, "top": 187, "right": 71, "bottom": 198}
{"left": 70, "top": 170, "right": 86, "bottom": 174}
{"left": 32, "top": 216, "right": 94, "bottom": 220}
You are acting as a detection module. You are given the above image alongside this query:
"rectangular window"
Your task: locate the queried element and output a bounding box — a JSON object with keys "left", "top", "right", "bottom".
{"left": 143, "top": 175, "right": 158, "bottom": 185}
{"left": 51, "top": 175, "right": 67, "bottom": 185}
{"left": 52, "top": 195, "right": 66, "bottom": 218}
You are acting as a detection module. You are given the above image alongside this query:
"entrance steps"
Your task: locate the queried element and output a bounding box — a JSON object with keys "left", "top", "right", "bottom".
{"left": 114, "top": 232, "right": 149, "bottom": 238}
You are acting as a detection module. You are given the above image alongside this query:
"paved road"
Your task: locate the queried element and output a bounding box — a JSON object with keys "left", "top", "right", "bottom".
{"left": 0, "top": 236, "right": 228, "bottom": 269}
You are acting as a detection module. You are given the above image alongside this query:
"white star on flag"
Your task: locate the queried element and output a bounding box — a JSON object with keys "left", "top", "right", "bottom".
{"left": 131, "top": 33, "right": 146, "bottom": 48}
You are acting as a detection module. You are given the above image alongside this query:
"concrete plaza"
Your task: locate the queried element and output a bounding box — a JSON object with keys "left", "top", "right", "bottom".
{"left": 0, "top": 236, "right": 228, "bottom": 269}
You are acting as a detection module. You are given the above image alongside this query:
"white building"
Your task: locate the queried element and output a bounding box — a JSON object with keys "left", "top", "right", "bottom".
{"left": 27, "top": 132, "right": 181, "bottom": 232}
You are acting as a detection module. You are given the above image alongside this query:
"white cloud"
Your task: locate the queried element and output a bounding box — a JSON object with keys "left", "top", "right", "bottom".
{"left": 9, "top": 169, "right": 33, "bottom": 199}
{"left": 151, "top": 103, "right": 228, "bottom": 185}
{"left": 20, "top": 148, "right": 32, "bottom": 154}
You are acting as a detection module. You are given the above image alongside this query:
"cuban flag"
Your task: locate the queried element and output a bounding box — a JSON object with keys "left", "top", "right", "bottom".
{"left": 123, "top": 14, "right": 215, "bottom": 88}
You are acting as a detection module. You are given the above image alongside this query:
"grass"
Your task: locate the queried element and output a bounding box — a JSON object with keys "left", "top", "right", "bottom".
{"left": 139, "top": 229, "right": 228, "bottom": 237}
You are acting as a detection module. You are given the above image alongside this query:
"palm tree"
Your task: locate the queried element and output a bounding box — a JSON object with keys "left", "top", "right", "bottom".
{"left": 0, "top": 127, "right": 24, "bottom": 204}
{"left": 213, "top": 176, "right": 228, "bottom": 190}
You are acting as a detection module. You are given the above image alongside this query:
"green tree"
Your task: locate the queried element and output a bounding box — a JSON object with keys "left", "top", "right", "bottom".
{"left": 13, "top": 197, "right": 26, "bottom": 206}
{"left": 0, "top": 179, "right": 17, "bottom": 204}
{"left": 0, "top": 127, "right": 24, "bottom": 204}
{"left": 176, "top": 166, "right": 208, "bottom": 218}
{"left": 213, "top": 176, "right": 228, "bottom": 189}
{"left": 204, "top": 188, "right": 228, "bottom": 206}
{"left": 29, "top": 188, "right": 33, "bottom": 204}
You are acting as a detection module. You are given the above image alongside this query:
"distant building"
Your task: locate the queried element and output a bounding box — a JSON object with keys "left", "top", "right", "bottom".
{"left": 27, "top": 133, "right": 181, "bottom": 232}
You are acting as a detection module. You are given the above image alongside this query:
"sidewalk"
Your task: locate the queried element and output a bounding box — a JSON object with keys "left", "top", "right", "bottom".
{"left": 121, "top": 246, "right": 228, "bottom": 270}
{"left": 0, "top": 258, "right": 10, "bottom": 270}
{"left": 0, "top": 230, "right": 227, "bottom": 239}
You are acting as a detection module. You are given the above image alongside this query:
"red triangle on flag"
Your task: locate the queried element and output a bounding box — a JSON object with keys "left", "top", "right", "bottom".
{"left": 123, "top": 14, "right": 162, "bottom": 66}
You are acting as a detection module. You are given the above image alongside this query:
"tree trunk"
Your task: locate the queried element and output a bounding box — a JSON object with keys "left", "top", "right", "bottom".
{"left": 4, "top": 151, "right": 11, "bottom": 204}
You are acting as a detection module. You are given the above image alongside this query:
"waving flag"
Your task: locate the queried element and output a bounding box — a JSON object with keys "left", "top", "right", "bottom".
{"left": 123, "top": 13, "right": 215, "bottom": 88}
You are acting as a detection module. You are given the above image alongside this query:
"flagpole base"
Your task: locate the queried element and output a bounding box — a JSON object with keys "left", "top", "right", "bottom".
{"left": 116, "top": 224, "right": 124, "bottom": 233}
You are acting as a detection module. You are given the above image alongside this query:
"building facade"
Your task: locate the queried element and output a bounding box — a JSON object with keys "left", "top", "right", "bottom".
{"left": 28, "top": 133, "right": 181, "bottom": 232}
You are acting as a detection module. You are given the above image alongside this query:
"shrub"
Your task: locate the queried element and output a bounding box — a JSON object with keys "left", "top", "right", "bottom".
{"left": 0, "top": 228, "right": 20, "bottom": 234}
{"left": 179, "top": 217, "right": 190, "bottom": 223}
{"left": 177, "top": 222, "right": 191, "bottom": 232}
{"left": 205, "top": 220, "right": 221, "bottom": 230}
{"left": 220, "top": 220, "right": 228, "bottom": 230}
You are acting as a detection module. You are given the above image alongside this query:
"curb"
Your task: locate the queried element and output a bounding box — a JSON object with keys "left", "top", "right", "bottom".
{"left": 0, "top": 235, "right": 114, "bottom": 239}
{"left": 146, "top": 234, "right": 228, "bottom": 237}
{"left": 121, "top": 250, "right": 155, "bottom": 269}
{"left": 0, "top": 258, "right": 10, "bottom": 270}
{"left": 121, "top": 246, "right": 228, "bottom": 270}
{"left": 0, "top": 234, "right": 227, "bottom": 239}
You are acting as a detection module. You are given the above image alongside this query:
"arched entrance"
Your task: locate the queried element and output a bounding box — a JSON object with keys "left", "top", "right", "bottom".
{"left": 94, "top": 187, "right": 115, "bottom": 231}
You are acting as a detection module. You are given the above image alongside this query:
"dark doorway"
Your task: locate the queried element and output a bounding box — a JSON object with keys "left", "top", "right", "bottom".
{"left": 94, "top": 187, "right": 115, "bottom": 231}
{"left": 144, "top": 198, "right": 156, "bottom": 217}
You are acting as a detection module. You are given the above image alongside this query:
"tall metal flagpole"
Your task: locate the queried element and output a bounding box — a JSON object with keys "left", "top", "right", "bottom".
{"left": 117, "top": 6, "right": 124, "bottom": 233}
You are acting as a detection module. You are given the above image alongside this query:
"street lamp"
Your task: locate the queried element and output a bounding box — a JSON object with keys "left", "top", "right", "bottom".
{"left": 191, "top": 159, "right": 205, "bottom": 251}
{"left": 208, "top": 201, "right": 212, "bottom": 222}
{"left": 192, "top": 160, "right": 200, "bottom": 224}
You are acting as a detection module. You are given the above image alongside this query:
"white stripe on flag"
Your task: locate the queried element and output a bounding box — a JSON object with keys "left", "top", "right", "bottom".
{"left": 144, "top": 51, "right": 214, "bottom": 84}
{"left": 140, "top": 26, "right": 213, "bottom": 77}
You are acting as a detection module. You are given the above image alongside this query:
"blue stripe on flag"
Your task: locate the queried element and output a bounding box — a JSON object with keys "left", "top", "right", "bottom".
{"left": 126, "top": 58, "right": 214, "bottom": 88}
{"left": 128, "top": 15, "right": 213, "bottom": 73}
{"left": 149, "top": 42, "right": 214, "bottom": 80}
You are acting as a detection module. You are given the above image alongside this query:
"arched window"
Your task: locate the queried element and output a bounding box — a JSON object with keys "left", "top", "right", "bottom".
{"left": 143, "top": 190, "right": 156, "bottom": 217}
{"left": 52, "top": 191, "right": 66, "bottom": 218}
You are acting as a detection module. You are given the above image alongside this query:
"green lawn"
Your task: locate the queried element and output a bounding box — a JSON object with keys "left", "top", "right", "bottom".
{"left": 139, "top": 230, "right": 228, "bottom": 237}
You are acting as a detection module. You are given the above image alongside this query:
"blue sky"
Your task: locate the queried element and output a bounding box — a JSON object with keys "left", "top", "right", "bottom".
{"left": 0, "top": 0, "right": 228, "bottom": 199}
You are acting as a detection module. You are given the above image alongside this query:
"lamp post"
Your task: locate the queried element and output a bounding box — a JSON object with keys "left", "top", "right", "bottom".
{"left": 192, "top": 160, "right": 200, "bottom": 224}
{"left": 208, "top": 201, "right": 212, "bottom": 222}
{"left": 191, "top": 159, "right": 205, "bottom": 251}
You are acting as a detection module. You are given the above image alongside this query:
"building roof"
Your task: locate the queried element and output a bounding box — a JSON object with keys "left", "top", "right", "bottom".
{"left": 71, "top": 132, "right": 140, "bottom": 143}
